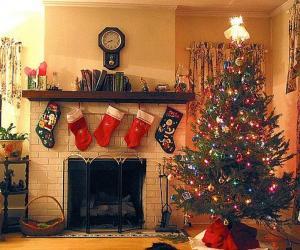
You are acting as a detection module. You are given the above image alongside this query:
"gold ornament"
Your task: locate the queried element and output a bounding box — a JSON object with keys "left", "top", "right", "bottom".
{"left": 222, "top": 126, "right": 229, "bottom": 133}
{"left": 212, "top": 195, "right": 219, "bottom": 202}
{"left": 207, "top": 183, "right": 215, "bottom": 192}
{"left": 235, "top": 57, "right": 244, "bottom": 66}
{"left": 218, "top": 177, "right": 225, "bottom": 184}
{"left": 224, "top": 219, "right": 229, "bottom": 226}
{"left": 245, "top": 198, "right": 252, "bottom": 205}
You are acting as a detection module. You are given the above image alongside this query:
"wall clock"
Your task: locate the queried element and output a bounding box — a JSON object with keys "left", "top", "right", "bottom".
{"left": 98, "top": 27, "right": 125, "bottom": 70}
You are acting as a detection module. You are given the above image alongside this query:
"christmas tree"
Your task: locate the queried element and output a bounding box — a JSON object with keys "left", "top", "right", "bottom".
{"left": 168, "top": 43, "right": 296, "bottom": 226}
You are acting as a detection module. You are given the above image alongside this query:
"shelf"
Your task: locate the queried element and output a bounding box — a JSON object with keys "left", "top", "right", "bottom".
{"left": 22, "top": 90, "right": 195, "bottom": 104}
{"left": 2, "top": 190, "right": 28, "bottom": 195}
{"left": 0, "top": 157, "right": 29, "bottom": 164}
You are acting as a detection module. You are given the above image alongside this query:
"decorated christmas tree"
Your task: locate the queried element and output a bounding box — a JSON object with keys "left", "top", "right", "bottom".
{"left": 168, "top": 35, "right": 296, "bottom": 230}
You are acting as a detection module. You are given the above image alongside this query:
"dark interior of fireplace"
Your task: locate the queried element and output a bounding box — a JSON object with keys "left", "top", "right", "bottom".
{"left": 66, "top": 158, "right": 146, "bottom": 232}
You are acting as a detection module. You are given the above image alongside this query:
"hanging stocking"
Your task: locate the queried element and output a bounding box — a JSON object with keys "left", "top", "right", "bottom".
{"left": 155, "top": 107, "right": 183, "bottom": 154}
{"left": 67, "top": 108, "right": 92, "bottom": 151}
{"left": 94, "top": 106, "right": 124, "bottom": 147}
{"left": 124, "top": 110, "right": 154, "bottom": 148}
{"left": 36, "top": 102, "right": 61, "bottom": 148}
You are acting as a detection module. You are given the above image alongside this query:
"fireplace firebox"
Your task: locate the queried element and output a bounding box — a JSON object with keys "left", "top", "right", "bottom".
{"left": 64, "top": 158, "right": 146, "bottom": 233}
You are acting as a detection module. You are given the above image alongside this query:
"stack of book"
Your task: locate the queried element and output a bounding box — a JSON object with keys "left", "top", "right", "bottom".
{"left": 79, "top": 69, "right": 132, "bottom": 92}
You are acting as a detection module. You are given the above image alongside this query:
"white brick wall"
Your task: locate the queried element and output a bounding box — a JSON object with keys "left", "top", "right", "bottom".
{"left": 29, "top": 101, "right": 186, "bottom": 229}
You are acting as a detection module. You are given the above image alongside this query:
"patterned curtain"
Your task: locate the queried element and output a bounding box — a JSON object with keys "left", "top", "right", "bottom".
{"left": 288, "top": 1, "right": 300, "bottom": 224}
{"left": 287, "top": 1, "right": 300, "bottom": 94}
{"left": 0, "top": 37, "right": 22, "bottom": 109}
{"left": 188, "top": 42, "right": 265, "bottom": 96}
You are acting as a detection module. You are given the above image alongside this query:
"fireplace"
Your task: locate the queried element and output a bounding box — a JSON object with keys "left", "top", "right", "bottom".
{"left": 65, "top": 158, "right": 146, "bottom": 233}
{"left": 28, "top": 102, "right": 186, "bottom": 229}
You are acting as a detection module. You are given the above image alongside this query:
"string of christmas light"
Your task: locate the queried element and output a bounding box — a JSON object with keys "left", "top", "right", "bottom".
{"left": 167, "top": 43, "right": 296, "bottom": 226}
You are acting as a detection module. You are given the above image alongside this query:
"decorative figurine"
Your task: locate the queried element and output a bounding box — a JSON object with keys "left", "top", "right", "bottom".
{"left": 155, "top": 84, "right": 170, "bottom": 92}
{"left": 140, "top": 77, "right": 149, "bottom": 92}
{"left": 175, "top": 64, "right": 188, "bottom": 93}
{"left": 4, "top": 169, "right": 14, "bottom": 190}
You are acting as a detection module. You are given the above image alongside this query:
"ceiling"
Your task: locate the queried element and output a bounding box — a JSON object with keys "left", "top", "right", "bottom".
{"left": 44, "top": 0, "right": 289, "bottom": 14}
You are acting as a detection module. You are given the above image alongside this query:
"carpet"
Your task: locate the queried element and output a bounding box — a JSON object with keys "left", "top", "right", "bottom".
{"left": 25, "top": 230, "right": 187, "bottom": 239}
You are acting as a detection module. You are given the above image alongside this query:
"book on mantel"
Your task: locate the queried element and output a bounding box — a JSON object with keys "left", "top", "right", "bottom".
{"left": 80, "top": 69, "right": 131, "bottom": 92}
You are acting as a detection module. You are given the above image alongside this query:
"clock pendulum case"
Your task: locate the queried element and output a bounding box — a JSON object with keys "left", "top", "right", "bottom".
{"left": 98, "top": 27, "right": 125, "bottom": 70}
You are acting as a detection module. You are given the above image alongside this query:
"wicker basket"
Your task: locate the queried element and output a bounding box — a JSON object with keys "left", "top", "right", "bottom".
{"left": 20, "top": 196, "right": 65, "bottom": 236}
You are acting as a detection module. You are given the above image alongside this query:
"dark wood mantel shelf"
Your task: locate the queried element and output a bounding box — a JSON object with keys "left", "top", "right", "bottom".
{"left": 22, "top": 90, "right": 195, "bottom": 104}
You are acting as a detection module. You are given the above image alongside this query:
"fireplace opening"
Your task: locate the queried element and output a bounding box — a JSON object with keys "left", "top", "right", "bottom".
{"left": 66, "top": 158, "right": 146, "bottom": 232}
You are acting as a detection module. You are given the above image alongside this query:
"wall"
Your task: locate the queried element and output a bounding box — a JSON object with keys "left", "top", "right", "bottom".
{"left": 271, "top": 10, "right": 297, "bottom": 175}
{"left": 44, "top": 6, "right": 175, "bottom": 90}
{"left": 0, "top": 0, "right": 44, "bottom": 210}
{"left": 175, "top": 15, "right": 272, "bottom": 92}
{"left": 0, "top": 0, "right": 44, "bottom": 132}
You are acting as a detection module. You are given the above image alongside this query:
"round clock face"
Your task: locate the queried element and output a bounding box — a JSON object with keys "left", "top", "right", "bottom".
{"left": 101, "top": 30, "right": 121, "bottom": 51}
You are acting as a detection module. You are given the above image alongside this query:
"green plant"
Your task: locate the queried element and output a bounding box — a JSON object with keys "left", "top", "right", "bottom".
{"left": 0, "top": 123, "right": 28, "bottom": 140}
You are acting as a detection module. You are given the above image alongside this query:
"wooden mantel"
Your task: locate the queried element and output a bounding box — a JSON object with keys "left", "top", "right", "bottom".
{"left": 22, "top": 90, "right": 195, "bottom": 104}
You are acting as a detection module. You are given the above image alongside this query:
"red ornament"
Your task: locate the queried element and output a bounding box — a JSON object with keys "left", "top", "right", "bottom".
{"left": 236, "top": 153, "right": 243, "bottom": 162}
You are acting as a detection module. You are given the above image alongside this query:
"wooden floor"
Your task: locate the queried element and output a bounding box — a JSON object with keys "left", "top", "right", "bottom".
{"left": 0, "top": 233, "right": 191, "bottom": 250}
{"left": 1, "top": 225, "right": 300, "bottom": 250}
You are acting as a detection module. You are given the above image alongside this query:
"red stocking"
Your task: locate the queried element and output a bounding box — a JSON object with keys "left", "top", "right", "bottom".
{"left": 124, "top": 110, "right": 154, "bottom": 148}
{"left": 67, "top": 108, "right": 92, "bottom": 151}
{"left": 94, "top": 106, "right": 124, "bottom": 147}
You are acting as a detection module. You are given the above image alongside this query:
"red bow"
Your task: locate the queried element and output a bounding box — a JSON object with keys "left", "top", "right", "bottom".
{"left": 202, "top": 219, "right": 260, "bottom": 250}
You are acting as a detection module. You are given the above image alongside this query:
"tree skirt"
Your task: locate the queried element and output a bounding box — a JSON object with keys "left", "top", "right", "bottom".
{"left": 189, "top": 230, "right": 269, "bottom": 250}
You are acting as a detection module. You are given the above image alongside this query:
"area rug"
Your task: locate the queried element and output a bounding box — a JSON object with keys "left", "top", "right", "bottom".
{"left": 25, "top": 230, "right": 187, "bottom": 239}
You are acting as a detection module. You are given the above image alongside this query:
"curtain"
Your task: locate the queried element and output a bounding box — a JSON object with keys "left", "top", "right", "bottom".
{"left": 287, "top": 1, "right": 300, "bottom": 94}
{"left": 188, "top": 42, "right": 265, "bottom": 96}
{"left": 288, "top": 1, "right": 300, "bottom": 224}
{"left": 0, "top": 37, "right": 22, "bottom": 109}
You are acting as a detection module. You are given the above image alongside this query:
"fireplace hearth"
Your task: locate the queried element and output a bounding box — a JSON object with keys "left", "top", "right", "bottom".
{"left": 65, "top": 157, "right": 146, "bottom": 233}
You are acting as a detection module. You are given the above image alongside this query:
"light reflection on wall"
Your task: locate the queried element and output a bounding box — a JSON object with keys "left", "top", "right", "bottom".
{"left": 0, "top": 0, "right": 43, "bottom": 35}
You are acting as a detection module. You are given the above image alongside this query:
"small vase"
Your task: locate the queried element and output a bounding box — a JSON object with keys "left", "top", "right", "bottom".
{"left": 27, "top": 77, "right": 36, "bottom": 90}
{"left": 38, "top": 75, "right": 47, "bottom": 90}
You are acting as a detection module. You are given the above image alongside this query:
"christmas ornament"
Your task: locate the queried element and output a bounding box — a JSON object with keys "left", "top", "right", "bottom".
{"left": 125, "top": 109, "right": 154, "bottom": 148}
{"left": 212, "top": 195, "right": 218, "bottom": 202}
{"left": 235, "top": 57, "right": 244, "bottom": 66}
{"left": 216, "top": 116, "right": 223, "bottom": 123}
{"left": 67, "top": 108, "right": 92, "bottom": 151}
{"left": 94, "top": 106, "right": 124, "bottom": 147}
{"left": 222, "top": 125, "right": 229, "bottom": 133}
{"left": 218, "top": 177, "right": 225, "bottom": 184}
{"left": 245, "top": 198, "right": 252, "bottom": 205}
{"left": 236, "top": 153, "right": 243, "bottom": 162}
{"left": 223, "top": 219, "right": 229, "bottom": 226}
{"left": 207, "top": 184, "right": 215, "bottom": 192}
{"left": 192, "top": 134, "right": 200, "bottom": 142}
{"left": 223, "top": 61, "right": 231, "bottom": 70}
{"left": 182, "top": 191, "right": 192, "bottom": 200}
{"left": 155, "top": 107, "right": 183, "bottom": 153}
{"left": 170, "top": 194, "right": 176, "bottom": 201}
{"left": 36, "top": 102, "right": 61, "bottom": 148}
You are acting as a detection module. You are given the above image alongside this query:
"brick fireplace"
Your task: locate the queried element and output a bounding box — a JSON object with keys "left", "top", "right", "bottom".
{"left": 28, "top": 101, "right": 186, "bottom": 229}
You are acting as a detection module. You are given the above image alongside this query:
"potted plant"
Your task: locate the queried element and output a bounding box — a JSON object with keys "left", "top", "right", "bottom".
{"left": 0, "top": 123, "right": 28, "bottom": 159}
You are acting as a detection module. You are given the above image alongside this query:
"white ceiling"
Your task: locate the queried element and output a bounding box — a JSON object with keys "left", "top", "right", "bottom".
{"left": 44, "top": 0, "right": 289, "bottom": 14}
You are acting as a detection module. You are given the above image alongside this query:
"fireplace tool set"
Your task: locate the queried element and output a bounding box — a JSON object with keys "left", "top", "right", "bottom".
{"left": 155, "top": 159, "right": 178, "bottom": 233}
